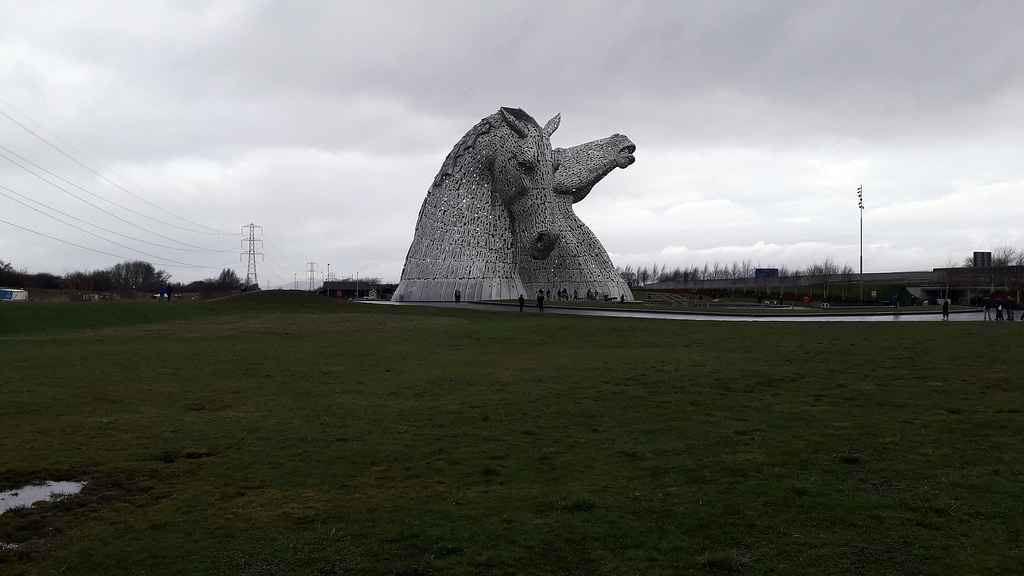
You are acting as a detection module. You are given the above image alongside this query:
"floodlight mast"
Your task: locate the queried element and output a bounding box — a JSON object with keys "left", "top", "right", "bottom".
{"left": 857, "top": 186, "right": 864, "bottom": 301}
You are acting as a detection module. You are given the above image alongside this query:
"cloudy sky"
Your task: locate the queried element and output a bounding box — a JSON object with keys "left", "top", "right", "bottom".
{"left": 2, "top": 1, "right": 1023, "bottom": 288}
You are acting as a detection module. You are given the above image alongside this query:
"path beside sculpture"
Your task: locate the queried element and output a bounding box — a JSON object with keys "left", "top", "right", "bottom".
{"left": 392, "top": 107, "right": 636, "bottom": 302}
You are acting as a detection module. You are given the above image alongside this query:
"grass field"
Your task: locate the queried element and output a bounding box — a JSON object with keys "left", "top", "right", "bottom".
{"left": 1, "top": 291, "right": 1023, "bottom": 575}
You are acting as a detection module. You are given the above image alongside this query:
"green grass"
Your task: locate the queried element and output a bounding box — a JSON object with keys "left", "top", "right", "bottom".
{"left": 2, "top": 291, "right": 1023, "bottom": 575}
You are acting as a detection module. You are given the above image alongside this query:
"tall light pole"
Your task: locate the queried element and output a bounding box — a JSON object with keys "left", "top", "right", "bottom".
{"left": 355, "top": 271, "right": 359, "bottom": 300}
{"left": 857, "top": 185, "right": 864, "bottom": 300}
{"left": 293, "top": 272, "right": 298, "bottom": 290}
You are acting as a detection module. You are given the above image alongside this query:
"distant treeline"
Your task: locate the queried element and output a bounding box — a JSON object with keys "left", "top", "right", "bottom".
{"left": 617, "top": 245, "right": 1024, "bottom": 299}
{"left": 617, "top": 258, "right": 852, "bottom": 287}
{"left": 0, "top": 258, "right": 244, "bottom": 293}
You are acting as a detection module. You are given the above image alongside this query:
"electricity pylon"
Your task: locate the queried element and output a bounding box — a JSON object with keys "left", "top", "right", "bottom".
{"left": 241, "top": 223, "right": 264, "bottom": 288}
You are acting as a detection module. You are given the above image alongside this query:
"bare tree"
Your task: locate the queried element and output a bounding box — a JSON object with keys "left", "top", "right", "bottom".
{"left": 778, "top": 265, "right": 794, "bottom": 297}
{"left": 740, "top": 259, "right": 754, "bottom": 293}
{"left": 107, "top": 260, "right": 170, "bottom": 291}
{"left": 821, "top": 257, "right": 839, "bottom": 300}
{"left": 212, "top": 268, "right": 244, "bottom": 290}
{"left": 0, "top": 259, "right": 20, "bottom": 286}
{"left": 62, "top": 269, "right": 113, "bottom": 292}
{"left": 618, "top": 265, "right": 637, "bottom": 287}
{"left": 635, "top": 265, "right": 646, "bottom": 287}
{"left": 991, "top": 246, "right": 1020, "bottom": 291}
{"left": 804, "top": 263, "right": 823, "bottom": 298}
{"left": 992, "top": 246, "right": 1018, "bottom": 267}
{"left": 839, "top": 263, "right": 855, "bottom": 300}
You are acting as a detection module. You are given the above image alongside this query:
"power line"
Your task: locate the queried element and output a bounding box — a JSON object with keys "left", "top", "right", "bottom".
{"left": 239, "top": 231, "right": 306, "bottom": 290}
{"left": 259, "top": 234, "right": 301, "bottom": 286}
{"left": 0, "top": 177, "right": 236, "bottom": 254}
{"left": 0, "top": 98, "right": 233, "bottom": 236}
{"left": 0, "top": 215, "right": 237, "bottom": 270}
{"left": 0, "top": 144, "right": 238, "bottom": 245}
{"left": 0, "top": 184, "right": 227, "bottom": 269}
{"left": 0, "top": 98, "right": 252, "bottom": 277}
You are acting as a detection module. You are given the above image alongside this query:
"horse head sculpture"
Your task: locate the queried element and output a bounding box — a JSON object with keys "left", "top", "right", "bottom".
{"left": 490, "top": 108, "right": 563, "bottom": 261}
{"left": 518, "top": 133, "right": 637, "bottom": 300}
{"left": 394, "top": 107, "right": 564, "bottom": 302}
{"left": 393, "top": 108, "right": 636, "bottom": 302}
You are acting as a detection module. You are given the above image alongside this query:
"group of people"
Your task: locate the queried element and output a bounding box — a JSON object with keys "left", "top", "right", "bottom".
{"left": 980, "top": 296, "right": 1017, "bottom": 321}
{"left": 534, "top": 287, "right": 585, "bottom": 301}
{"left": 158, "top": 284, "right": 173, "bottom": 301}
{"left": 515, "top": 287, "right": 608, "bottom": 312}
{"left": 517, "top": 289, "right": 550, "bottom": 312}
{"left": 516, "top": 292, "right": 538, "bottom": 312}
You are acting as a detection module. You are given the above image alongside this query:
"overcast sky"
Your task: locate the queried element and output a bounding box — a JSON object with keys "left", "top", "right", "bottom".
{"left": 3, "top": 1, "right": 1023, "bottom": 288}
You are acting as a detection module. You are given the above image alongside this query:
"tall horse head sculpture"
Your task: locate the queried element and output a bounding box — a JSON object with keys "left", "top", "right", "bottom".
{"left": 393, "top": 107, "right": 563, "bottom": 302}
{"left": 519, "top": 133, "right": 637, "bottom": 301}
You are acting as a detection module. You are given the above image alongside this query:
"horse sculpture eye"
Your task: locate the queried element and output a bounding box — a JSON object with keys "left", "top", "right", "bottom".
{"left": 517, "top": 160, "right": 535, "bottom": 173}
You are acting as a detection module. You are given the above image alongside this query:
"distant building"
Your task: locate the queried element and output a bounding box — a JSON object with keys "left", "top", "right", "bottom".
{"left": 318, "top": 280, "right": 396, "bottom": 301}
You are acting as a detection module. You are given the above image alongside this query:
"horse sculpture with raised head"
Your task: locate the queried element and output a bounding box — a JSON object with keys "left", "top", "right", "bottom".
{"left": 393, "top": 107, "right": 635, "bottom": 302}
{"left": 520, "top": 133, "right": 636, "bottom": 300}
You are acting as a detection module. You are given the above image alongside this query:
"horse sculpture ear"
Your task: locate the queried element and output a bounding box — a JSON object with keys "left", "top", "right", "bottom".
{"left": 500, "top": 107, "right": 530, "bottom": 138}
{"left": 543, "top": 114, "right": 561, "bottom": 137}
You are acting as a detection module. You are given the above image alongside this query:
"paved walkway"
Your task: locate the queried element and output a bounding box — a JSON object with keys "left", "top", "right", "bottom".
{"left": 380, "top": 301, "right": 994, "bottom": 322}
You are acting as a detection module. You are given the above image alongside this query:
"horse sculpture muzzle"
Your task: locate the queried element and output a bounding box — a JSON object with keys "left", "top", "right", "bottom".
{"left": 530, "top": 230, "right": 561, "bottom": 260}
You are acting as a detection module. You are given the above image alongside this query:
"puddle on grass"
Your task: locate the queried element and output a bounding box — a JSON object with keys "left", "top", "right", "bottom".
{"left": 0, "top": 481, "right": 85, "bottom": 515}
{"left": 0, "top": 481, "right": 85, "bottom": 550}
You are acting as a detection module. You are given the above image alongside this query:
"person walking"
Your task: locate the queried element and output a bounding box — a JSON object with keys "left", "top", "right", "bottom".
{"left": 536, "top": 290, "right": 545, "bottom": 313}
{"left": 518, "top": 294, "right": 525, "bottom": 312}
{"left": 942, "top": 299, "right": 949, "bottom": 320}
{"left": 983, "top": 297, "right": 992, "bottom": 320}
